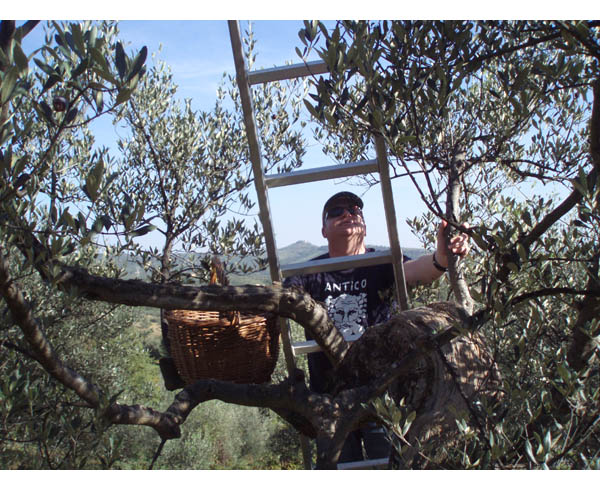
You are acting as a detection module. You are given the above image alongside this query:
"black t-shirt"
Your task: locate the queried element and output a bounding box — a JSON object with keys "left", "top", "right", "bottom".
{"left": 283, "top": 249, "right": 410, "bottom": 393}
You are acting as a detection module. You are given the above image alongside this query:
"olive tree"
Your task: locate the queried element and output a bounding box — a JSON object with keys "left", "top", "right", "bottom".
{"left": 106, "top": 37, "right": 307, "bottom": 286}
{"left": 296, "top": 20, "right": 600, "bottom": 468}
{"left": 0, "top": 19, "right": 152, "bottom": 468}
{"left": 0, "top": 19, "right": 497, "bottom": 470}
{"left": 2, "top": 20, "right": 599, "bottom": 470}
{"left": 100, "top": 30, "right": 308, "bottom": 358}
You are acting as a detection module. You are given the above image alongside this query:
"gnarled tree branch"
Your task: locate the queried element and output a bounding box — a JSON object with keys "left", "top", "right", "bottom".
{"left": 4, "top": 218, "right": 350, "bottom": 366}
{"left": 567, "top": 79, "right": 600, "bottom": 371}
{"left": 56, "top": 266, "right": 350, "bottom": 366}
{"left": 445, "top": 148, "right": 474, "bottom": 315}
{"left": 2, "top": 238, "right": 498, "bottom": 469}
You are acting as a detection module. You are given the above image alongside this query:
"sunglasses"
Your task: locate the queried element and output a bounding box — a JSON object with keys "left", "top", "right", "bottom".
{"left": 325, "top": 205, "right": 363, "bottom": 221}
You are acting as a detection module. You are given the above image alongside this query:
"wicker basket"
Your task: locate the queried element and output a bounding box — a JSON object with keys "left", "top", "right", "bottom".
{"left": 164, "top": 309, "right": 280, "bottom": 385}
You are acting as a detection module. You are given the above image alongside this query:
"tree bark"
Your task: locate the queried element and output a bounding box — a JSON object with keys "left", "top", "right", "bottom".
{"left": 566, "top": 79, "right": 600, "bottom": 371}
{"left": 1, "top": 197, "right": 502, "bottom": 468}
{"left": 56, "top": 266, "right": 351, "bottom": 366}
{"left": 4, "top": 220, "right": 351, "bottom": 366}
{"left": 2, "top": 240, "right": 499, "bottom": 468}
{"left": 445, "top": 149, "right": 474, "bottom": 315}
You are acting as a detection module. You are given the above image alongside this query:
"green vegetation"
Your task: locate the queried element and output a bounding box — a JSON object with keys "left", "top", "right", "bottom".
{"left": 297, "top": 20, "right": 600, "bottom": 468}
{"left": 0, "top": 20, "right": 305, "bottom": 470}
{"left": 0, "top": 251, "right": 305, "bottom": 469}
{"left": 2, "top": 20, "right": 600, "bottom": 469}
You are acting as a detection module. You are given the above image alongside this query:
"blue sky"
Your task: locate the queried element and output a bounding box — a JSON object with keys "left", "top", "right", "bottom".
{"left": 12, "top": 10, "right": 589, "bottom": 251}
{"left": 18, "top": 18, "right": 431, "bottom": 250}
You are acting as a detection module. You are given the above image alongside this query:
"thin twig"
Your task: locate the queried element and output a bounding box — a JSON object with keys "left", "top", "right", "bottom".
{"left": 149, "top": 438, "right": 167, "bottom": 470}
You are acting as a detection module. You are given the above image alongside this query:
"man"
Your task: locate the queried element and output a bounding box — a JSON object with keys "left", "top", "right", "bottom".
{"left": 283, "top": 191, "right": 470, "bottom": 464}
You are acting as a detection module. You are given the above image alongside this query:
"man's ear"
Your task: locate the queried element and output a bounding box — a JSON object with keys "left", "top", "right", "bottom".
{"left": 321, "top": 226, "right": 327, "bottom": 239}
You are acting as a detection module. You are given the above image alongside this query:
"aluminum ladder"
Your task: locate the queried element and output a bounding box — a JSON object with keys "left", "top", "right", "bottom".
{"left": 228, "top": 20, "right": 410, "bottom": 470}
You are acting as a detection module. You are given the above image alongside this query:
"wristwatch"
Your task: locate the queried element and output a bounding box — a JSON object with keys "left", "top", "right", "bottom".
{"left": 432, "top": 252, "right": 448, "bottom": 272}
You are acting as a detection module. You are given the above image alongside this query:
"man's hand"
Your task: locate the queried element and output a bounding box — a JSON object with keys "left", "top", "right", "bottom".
{"left": 404, "top": 220, "right": 472, "bottom": 285}
{"left": 435, "top": 220, "right": 471, "bottom": 268}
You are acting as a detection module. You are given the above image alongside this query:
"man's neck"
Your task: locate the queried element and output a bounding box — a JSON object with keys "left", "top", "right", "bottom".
{"left": 328, "top": 238, "right": 367, "bottom": 258}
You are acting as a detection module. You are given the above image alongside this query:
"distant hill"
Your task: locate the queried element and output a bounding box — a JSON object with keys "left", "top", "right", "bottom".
{"left": 277, "top": 241, "right": 328, "bottom": 264}
{"left": 111, "top": 241, "right": 428, "bottom": 285}
{"left": 229, "top": 240, "right": 428, "bottom": 285}
{"left": 275, "top": 240, "right": 427, "bottom": 263}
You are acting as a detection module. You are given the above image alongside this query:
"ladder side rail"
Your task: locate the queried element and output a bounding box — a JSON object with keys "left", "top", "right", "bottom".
{"left": 230, "top": 23, "right": 407, "bottom": 470}
{"left": 248, "top": 60, "right": 329, "bottom": 85}
{"left": 374, "top": 135, "right": 410, "bottom": 311}
{"left": 228, "top": 20, "right": 296, "bottom": 368}
{"left": 229, "top": 21, "right": 313, "bottom": 470}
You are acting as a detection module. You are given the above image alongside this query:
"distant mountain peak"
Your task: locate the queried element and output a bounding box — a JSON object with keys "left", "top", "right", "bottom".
{"left": 283, "top": 240, "right": 313, "bottom": 247}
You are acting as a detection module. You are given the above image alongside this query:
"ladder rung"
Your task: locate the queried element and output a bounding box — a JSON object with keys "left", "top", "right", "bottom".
{"left": 248, "top": 60, "right": 329, "bottom": 85}
{"left": 292, "top": 340, "right": 322, "bottom": 355}
{"left": 337, "top": 457, "right": 389, "bottom": 470}
{"left": 265, "top": 159, "right": 379, "bottom": 188}
{"left": 292, "top": 334, "right": 360, "bottom": 356}
{"left": 281, "top": 250, "right": 393, "bottom": 278}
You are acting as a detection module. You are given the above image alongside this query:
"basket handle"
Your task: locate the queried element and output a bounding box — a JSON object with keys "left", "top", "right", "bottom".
{"left": 218, "top": 309, "right": 241, "bottom": 324}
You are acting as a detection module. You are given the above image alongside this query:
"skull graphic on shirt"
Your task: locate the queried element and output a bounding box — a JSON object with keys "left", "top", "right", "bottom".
{"left": 325, "top": 293, "right": 368, "bottom": 337}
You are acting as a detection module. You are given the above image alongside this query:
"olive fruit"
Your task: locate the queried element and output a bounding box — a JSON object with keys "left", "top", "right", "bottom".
{"left": 52, "top": 96, "right": 68, "bottom": 112}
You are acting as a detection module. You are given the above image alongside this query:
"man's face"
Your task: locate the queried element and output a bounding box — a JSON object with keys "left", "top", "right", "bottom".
{"left": 321, "top": 199, "right": 366, "bottom": 242}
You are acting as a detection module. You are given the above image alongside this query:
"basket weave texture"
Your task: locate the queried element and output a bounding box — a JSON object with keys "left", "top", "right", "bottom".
{"left": 164, "top": 309, "right": 280, "bottom": 385}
